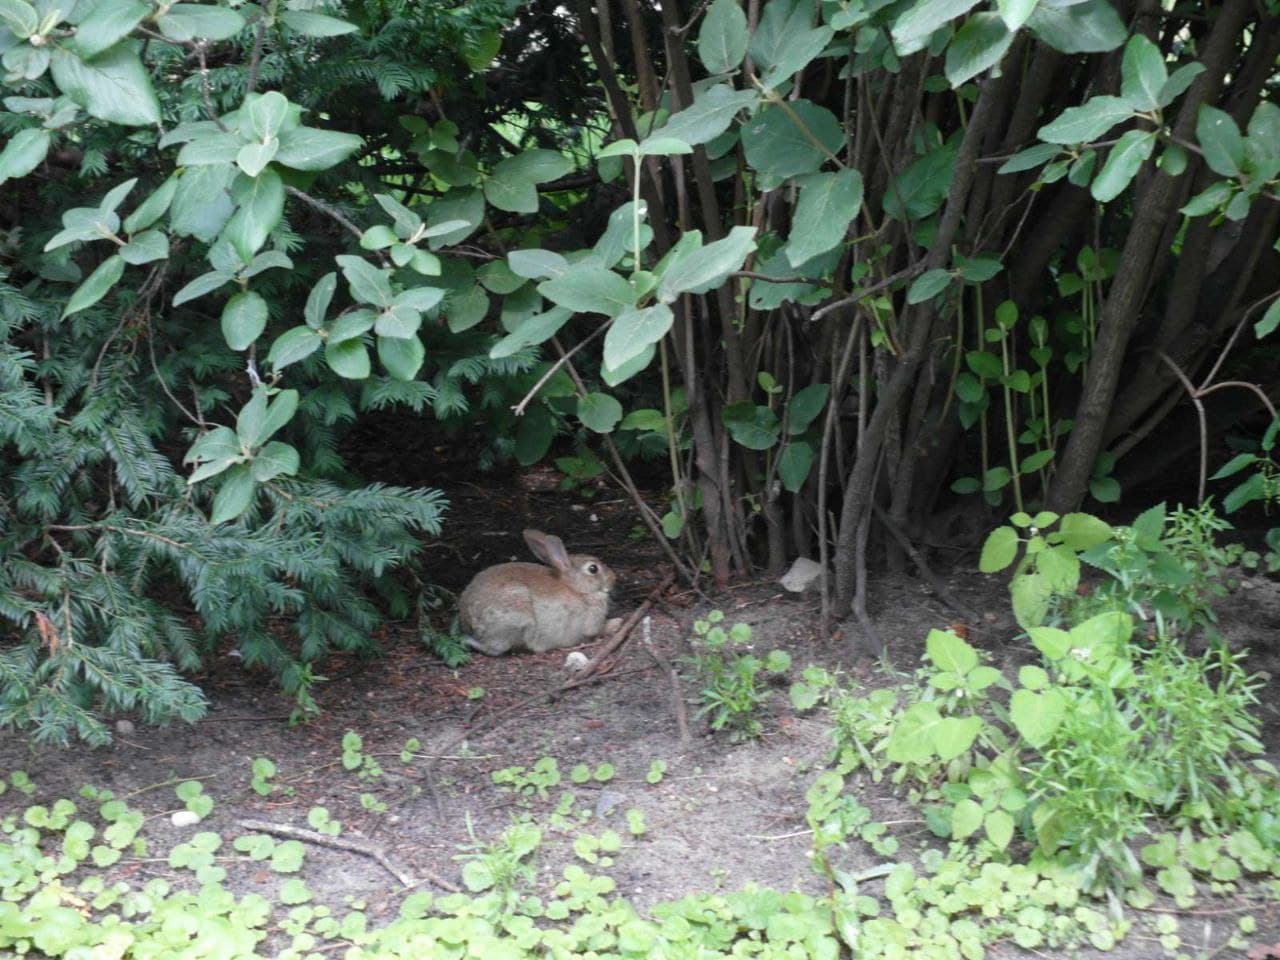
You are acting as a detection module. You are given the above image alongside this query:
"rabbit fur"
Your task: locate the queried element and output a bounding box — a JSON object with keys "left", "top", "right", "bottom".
{"left": 458, "top": 529, "right": 616, "bottom": 656}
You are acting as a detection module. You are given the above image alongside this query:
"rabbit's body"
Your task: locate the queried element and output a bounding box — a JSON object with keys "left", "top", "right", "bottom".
{"left": 458, "top": 531, "right": 616, "bottom": 656}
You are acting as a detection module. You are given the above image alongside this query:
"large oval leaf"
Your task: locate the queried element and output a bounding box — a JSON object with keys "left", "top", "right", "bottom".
{"left": 221, "top": 291, "right": 269, "bottom": 351}
{"left": 50, "top": 45, "right": 160, "bottom": 127}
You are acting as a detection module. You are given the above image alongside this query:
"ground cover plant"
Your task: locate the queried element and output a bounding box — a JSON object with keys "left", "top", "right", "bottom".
{"left": 2, "top": 501, "right": 1279, "bottom": 958}
{"left": 1, "top": 0, "right": 1277, "bottom": 740}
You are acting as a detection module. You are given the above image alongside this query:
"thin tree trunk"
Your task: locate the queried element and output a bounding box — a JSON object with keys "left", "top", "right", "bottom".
{"left": 1046, "top": 0, "right": 1253, "bottom": 512}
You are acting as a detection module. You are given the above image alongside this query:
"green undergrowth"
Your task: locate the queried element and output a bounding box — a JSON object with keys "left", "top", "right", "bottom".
{"left": 4, "top": 507, "right": 1280, "bottom": 958}
{"left": 2, "top": 684, "right": 1277, "bottom": 959}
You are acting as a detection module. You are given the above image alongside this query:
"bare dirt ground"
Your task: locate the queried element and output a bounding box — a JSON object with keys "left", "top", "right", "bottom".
{"left": 3, "top": 447, "right": 1279, "bottom": 958}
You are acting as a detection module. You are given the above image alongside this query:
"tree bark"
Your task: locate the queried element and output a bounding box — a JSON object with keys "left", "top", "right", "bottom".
{"left": 1045, "top": 0, "right": 1252, "bottom": 512}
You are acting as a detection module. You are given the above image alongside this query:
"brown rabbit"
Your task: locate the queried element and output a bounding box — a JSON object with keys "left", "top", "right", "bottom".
{"left": 458, "top": 530, "right": 617, "bottom": 656}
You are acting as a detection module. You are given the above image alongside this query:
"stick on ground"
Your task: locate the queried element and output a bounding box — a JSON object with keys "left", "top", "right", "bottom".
{"left": 238, "top": 818, "right": 460, "bottom": 892}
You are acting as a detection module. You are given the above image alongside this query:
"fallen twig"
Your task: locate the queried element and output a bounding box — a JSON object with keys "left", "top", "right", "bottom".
{"left": 237, "top": 818, "right": 459, "bottom": 892}
{"left": 564, "top": 572, "right": 677, "bottom": 687}
{"left": 871, "top": 504, "right": 980, "bottom": 623}
{"left": 639, "top": 616, "right": 691, "bottom": 745}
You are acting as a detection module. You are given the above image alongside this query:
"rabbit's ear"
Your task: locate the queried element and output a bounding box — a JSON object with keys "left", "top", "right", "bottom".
{"left": 523, "top": 529, "right": 571, "bottom": 572}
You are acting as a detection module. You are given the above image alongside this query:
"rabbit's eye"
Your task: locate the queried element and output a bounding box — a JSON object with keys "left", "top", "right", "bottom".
{"left": 587, "top": 563, "right": 599, "bottom": 574}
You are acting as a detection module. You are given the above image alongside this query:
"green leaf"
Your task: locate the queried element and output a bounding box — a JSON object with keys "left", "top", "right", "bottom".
{"left": 185, "top": 426, "right": 240, "bottom": 481}
{"left": 490, "top": 307, "right": 570, "bottom": 358}
{"left": 325, "top": 339, "right": 370, "bottom": 379}
{"left": 603, "top": 303, "right": 675, "bottom": 370}
{"left": 997, "top": 143, "right": 1060, "bottom": 174}
{"left": 123, "top": 177, "right": 177, "bottom": 233}
{"left": 1026, "top": 0, "right": 1126, "bottom": 53}
{"left": 602, "top": 344, "right": 655, "bottom": 386}
{"left": 49, "top": 45, "right": 160, "bottom": 127}
{"left": 377, "top": 335, "right": 425, "bottom": 380}
{"left": 279, "top": 10, "right": 358, "bottom": 36}
{"left": 172, "top": 270, "right": 233, "bottom": 306}
{"left": 996, "top": 0, "right": 1037, "bottom": 31}
{"left": 778, "top": 441, "right": 814, "bottom": 492}
{"left": 1157, "top": 62, "right": 1205, "bottom": 108}
{"left": 1036, "top": 543, "right": 1080, "bottom": 594}
{"left": 1119, "top": 35, "right": 1167, "bottom": 111}
{"left": 784, "top": 169, "right": 863, "bottom": 266}
{"left": 426, "top": 189, "right": 484, "bottom": 249}
{"left": 1195, "top": 105, "right": 1244, "bottom": 177}
{"left": 274, "top": 127, "right": 363, "bottom": 171}
{"left": 69, "top": 0, "right": 150, "bottom": 59}
{"left": 1057, "top": 512, "right": 1113, "bottom": 550}
{"left": 221, "top": 291, "right": 269, "bottom": 351}
{"left": 758, "top": 21, "right": 834, "bottom": 92}
{"left": 952, "top": 799, "right": 983, "bottom": 840}
{"left": 597, "top": 139, "right": 639, "bottom": 160}
{"left": 120, "top": 230, "right": 169, "bottom": 265}
{"left": 157, "top": 4, "right": 246, "bottom": 41}
{"left": 577, "top": 392, "right": 623, "bottom": 433}
{"left": 786, "top": 383, "right": 829, "bottom": 434}
{"left": 225, "top": 169, "right": 284, "bottom": 261}
{"left": 1037, "top": 96, "right": 1134, "bottom": 144}
{"left": 656, "top": 226, "right": 756, "bottom": 302}
{"left": 944, "top": 13, "right": 1014, "bottom": 87}
{"left": 985, "top": 809, "right": 1015, "bottom": 850}
{"left": 1010, "top": 572, "right": 1053, "bottom": 628}
{"left": 515, "top": 406, "right": 555, "bottom": 465}
{"left": 1010, "top": 688, "right": 1066, "bottom": 747}
{"left": 170, "top": 165, "right": 236, "bottom": 241}
{"left": 303, "top": 272, "right": 337, "bottom": 329}
{"left": 1179, "top": 183, "right": 1231, "bottom": 221}
{"left": 907, "top": 268, "right": 953, "bottom": 304}
{"left": 245, "top": 91, "right": 289, "bottom": 141}
{"left": 883, "top": 143, "right": 956, "bottom": 220}
{"left": 236, "top": 141, "right": 277, "bottom": 178}
{"left": 698, "top": 0, "right": 749, "bottom": 74}
{"left": 539, "top": 263, "right": 636, "bottom": 317}
{"left": 926, "top": 628, "right": 979, "bottom": 674}
{"left": 177, "top": 132, "right": 243, "bottom": 167}
{"left": 62, "top": 255, "right": 125, "bottom": 319}
{"left": 477, "top": 260, "right": 525, "bottom": 294}
{"left": 957, "top": 254, "right": 1003, "bottom": 282}
{"left": 336, "top": 254, "right": 394, "bottom": 308}
{"left": 1254, "top": 298, "right": 1280, "bottom": 339}
{"left": 979, "top": 526, "right": 1018, "bottom": 572}
{"left": 636, "top": 137, "right": 693, "bottom": 157}
{"left": 657, "top": 85, "right": 759, "bottom": 147}
{"left": 722, "top": 402, "right": 781, "bottom": 450}
{"left": 1090, "top": 129, "right": 1156, "bottom": 201}
{"left": 0, "top": 128, "right": 50, "bottom": 184}
{"left": 1020, "top": 449, "right": 1054, "bottom": 473}
{"left": 892, "top": 0, "right": 982, "bottom": 56}
{"left": 0, "top": 0, "right": 38, "bottom": 37}
{"left": 251, "top": 441, "right": 299, "bottom": 482}
{"left": 740, "top": 101, "right": 843, "bottom": 182}
{"left": 211, "top": 464, "right": 255, "bottom": 523}
{"left": 445, "top": 285, "right": 489, "bottom": 333}
{"left": 508, "top": 249, "right": 569, "bottom": 280}
{"left": 485, "top": 149, "right": 573, "bottom": 213}
{"left": 268, "top": 326, "right": 322, "bottom": 370}
{"left": 327, "top": 309, "right": 376, "bottom": 345}
{"left": 374, "top": 304, "right": 421, "bottom": 338}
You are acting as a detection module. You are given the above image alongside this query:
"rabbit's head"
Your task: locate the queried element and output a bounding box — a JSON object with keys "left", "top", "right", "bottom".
{"left": 523, "top": 528, "right": 616, "bottom": 597}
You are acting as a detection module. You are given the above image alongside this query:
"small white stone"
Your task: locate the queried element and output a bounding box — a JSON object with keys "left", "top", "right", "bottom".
{"left": 564, "top": 651, "right": 590, "bottom": 672}
{"left": 114, "top": 719, "right": 135, "bottom": 736}
{"left": 780, "top": 557, "right": 824, "bottom": 594}
{"left": 170, "top": 810, "right": 201, "bottom": 828}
